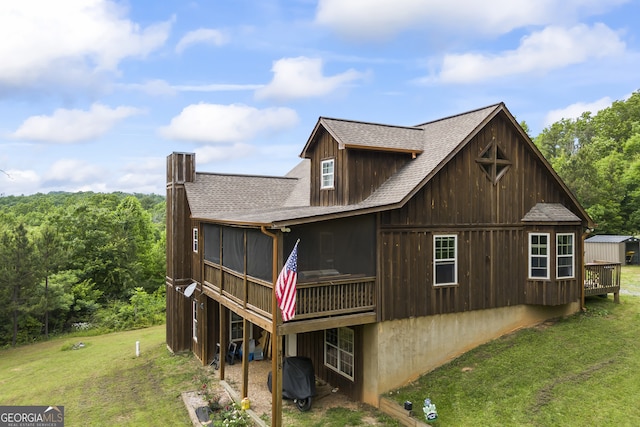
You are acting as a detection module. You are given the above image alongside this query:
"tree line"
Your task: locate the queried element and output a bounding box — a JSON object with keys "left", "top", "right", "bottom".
{"left": 534, "top": 90, "right": 640, "bottom": 234}
{"left": 0, "top": 192, "right": 166, "bottom": 347}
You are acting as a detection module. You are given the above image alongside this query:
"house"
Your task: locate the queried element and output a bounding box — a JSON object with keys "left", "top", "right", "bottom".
{"left": 585, "top": 235, "right": 640, "bottom": 265}
{"left": 165, "top": 103, "right": 593, "bottom": 420}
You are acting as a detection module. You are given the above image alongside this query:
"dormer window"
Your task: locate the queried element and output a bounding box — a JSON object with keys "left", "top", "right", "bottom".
{"left": 321, "top": 159, "right": 335, "bottom": 189}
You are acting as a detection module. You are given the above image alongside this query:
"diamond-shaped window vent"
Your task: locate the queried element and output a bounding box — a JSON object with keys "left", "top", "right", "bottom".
{"left": 476, "top": 140, "right": 511, "bottom": 184}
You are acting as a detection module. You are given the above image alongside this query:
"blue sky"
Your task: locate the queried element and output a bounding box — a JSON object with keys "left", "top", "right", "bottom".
{"left": 1, "top": 0, "right": 638, "bottom": 196}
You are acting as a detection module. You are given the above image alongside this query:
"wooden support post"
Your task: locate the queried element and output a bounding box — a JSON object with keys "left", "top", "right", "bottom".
{"left": 241, "top": 318, "right": 249, "bottom": 398}
{"left": 271, "top": 300, "right": 283, "bottom": 427}
{"left": 219, "top": 304, "right": 227, "bottom": 380}
{"left": 262, "top": 226, "right": 282, "bottom": 427}
{"left": 200, "top": 296, "right": 207, "bottom": 364}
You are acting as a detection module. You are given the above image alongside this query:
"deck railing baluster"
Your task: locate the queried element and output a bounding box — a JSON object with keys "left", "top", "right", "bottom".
{"left": 584, "top": 262, "right": 621, "bottom": 303}
{"left": 203, "top": 261, "right": 376, "bottom": 319}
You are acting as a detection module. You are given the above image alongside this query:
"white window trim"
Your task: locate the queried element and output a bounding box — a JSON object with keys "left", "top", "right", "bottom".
{"left": 433, "top": 234, "right": 458, "bottom": 285}
{"left": 192, "top": 300, "right": 198, "bottom": 343}
{"left": 320, "top": 159, "right": 335, "bottom": 189}
{"left": 556, "top": 233, "right": 575, "bottom": 279}
{"left": 324, "top": 327, "right": 354, "bottom": 380}
{"left": 192, "top": 227, "right": 198, "bottom": 253}
{"left": 529, "top": 233, "right": 550, "bottom": 280}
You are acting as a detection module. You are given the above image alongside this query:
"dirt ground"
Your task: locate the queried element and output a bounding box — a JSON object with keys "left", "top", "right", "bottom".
{"left": 206, "top": 358, "right": 370, "bottom": 425}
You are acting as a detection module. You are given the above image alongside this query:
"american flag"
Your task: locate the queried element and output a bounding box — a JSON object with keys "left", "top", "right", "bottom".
{"left": 276, "top": 241, "right": 298, "bottom": 322}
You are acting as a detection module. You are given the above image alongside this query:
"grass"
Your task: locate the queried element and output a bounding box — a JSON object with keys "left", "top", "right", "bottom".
{"left": 0, "top": 324, "right": 395, "bottom": 427}
{"left": 621, "top": 264, "right": 640, "bottom": 294}
{"left": 392, "top": 266, "right": 640, "bottom": 426}
{"left": 4, "top": 267, "right": 640, "bottom": 426}
{"left": 0, "top": 325, "right": 202, "bottom": 426}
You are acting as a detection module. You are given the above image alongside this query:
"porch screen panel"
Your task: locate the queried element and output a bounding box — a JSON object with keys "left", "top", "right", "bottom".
{"left": 247, "top": 228, "right": 273, "bottom": 281}
{"left": 285, "top": 215, "right": 375, "bottom": 281}
{"left": 222, "top": 226, "right": 244, "bottom": 273}
{"left": 203, "top": 224, "right": 221, "bottom": 264}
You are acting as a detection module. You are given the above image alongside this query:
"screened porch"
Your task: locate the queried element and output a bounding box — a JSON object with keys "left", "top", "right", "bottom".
{"left": 200, "top": 215, "right": 377, "bottom": 327}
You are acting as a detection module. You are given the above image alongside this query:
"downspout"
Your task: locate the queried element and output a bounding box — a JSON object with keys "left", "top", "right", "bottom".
{"left": 261, "top": 225, "right": 282, "bottom": 427}
{"left": 581, "top": 227, "right": 592, "bottom": 312}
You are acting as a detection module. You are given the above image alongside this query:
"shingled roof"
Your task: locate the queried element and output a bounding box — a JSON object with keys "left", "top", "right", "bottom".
{"left": 302, "top": 118, "right": 425, "bottom": 156}
{"left": 184, "top": 173, "right": 298, "bottom": 219}
{"left": 585, "top": 235, "right": 636, "bottom": 243}
{"left": 521, "top": 203, "right": 582, "bottom": 223}
{"left": 184, "top": 103, "right": 588, "bottom": 227}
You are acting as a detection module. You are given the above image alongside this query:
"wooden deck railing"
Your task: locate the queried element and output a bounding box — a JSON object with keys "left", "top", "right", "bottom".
{"left": 295, "top": 276, "right": 376, "bottom": 320}
{"left": 203, "top": 262, "right": 376, "bottom": 321}
{"left": 584, "top": 261, "right": 621, "bottom": 302}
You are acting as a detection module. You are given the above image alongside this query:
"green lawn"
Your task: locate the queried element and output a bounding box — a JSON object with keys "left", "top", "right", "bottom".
{"left": 393, "top": 266, "right": 640, "bottom": 426}
{"left": 0, "top": 325, "right": 199, "bottom": 426}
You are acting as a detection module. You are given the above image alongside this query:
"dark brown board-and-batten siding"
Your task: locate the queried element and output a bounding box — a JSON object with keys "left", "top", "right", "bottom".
{"left": 377, "top": 113, "right": 583, "bottom": 321}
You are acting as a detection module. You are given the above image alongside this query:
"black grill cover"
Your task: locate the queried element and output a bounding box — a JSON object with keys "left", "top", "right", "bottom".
{"left": 267, "top": 356, "right": 316, "bottom": 400}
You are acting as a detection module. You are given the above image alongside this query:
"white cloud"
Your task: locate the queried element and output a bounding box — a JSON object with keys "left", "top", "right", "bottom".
{"left": 255, "top": 57, "right": 366, "bottom": 101}
{"left": 175, "top": 28, "right": 227, "bottom": 53}
{"left": 119, "top": 79, "right": 178, "bottom": 96}
{"left": 11, "top": 103, "right": 144, "bottom": 143}
{"left": 429, "top": 23, "right": 626, "bottom": 84}
{"left": 173, "top": 83, "right": 264, "bottom": 92}
{"left": 195, "top": 144, "right": 255, "bottom": 163}
{"left": 159, "top": 103, "right": 299, "bottom": 143}
{"left": 543, "top": 97, "right": 613, "bottom": 126}
{"left": 44, "top": 159, "right": 106, "bottom": 184}
{"left": 117, "top": 157, "right": 165, "bottom": 194}
{"left": 119, "top": 80, "right": 263, "bottom": 95}
{"left": 0, "top": 169, "right": 41, "bottom": 196}
{"left": 315, "top": 0, "right": 628, "bottom": 41}
{"left": 0, "top": 0, "right": 172, "bottom": 89}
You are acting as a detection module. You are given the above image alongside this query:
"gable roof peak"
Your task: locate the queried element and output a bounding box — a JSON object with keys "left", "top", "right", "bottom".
{"left": 414, "top": 102, "right": 504, "bottom": 128}
{"left": 319, "top": 116, "right": 421, "bottom": 131}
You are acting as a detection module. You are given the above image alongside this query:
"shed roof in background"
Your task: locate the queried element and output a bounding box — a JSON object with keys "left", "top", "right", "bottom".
{"left": 585, "top": 235, "right": 637, "bottom": 243}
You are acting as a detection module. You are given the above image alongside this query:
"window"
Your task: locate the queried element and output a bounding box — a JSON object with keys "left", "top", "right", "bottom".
{"left": 192, "top": 300, "right": 198, "bottom": 342}
{"left": 230, "top": 312, "right": 243, "bottom": 343}
{"left": 229, "top": 312, "right": 252, "bottom": 343}
{"left": 434, "top": 235, "right": 457, "bottom": 285}
{"left": 321, "top": 159, "right": 334, "bottom": 189}
{"left": 557, "top": 233, "right": 575, "bottom": 278}
{"left": 192, "top": 227, "right": 198, "bottom": 253}
{"left": 325, "top": 327, "right": 354, "bottom": 380}
{"left": 529, "top": 233, "right": 549, "bottom": 279}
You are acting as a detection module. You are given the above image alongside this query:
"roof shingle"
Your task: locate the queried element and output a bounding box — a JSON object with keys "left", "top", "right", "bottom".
{"left": 585, "top": 235, "right": 636, "bottom": 243}
{"left": 521, "top": 203, "right": 581, "bottom": 223}
{"left": 182, "top": 103, "right": 587, "bottom": 227}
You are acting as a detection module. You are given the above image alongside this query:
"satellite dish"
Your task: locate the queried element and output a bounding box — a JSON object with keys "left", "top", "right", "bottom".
{"left": 184, "top": 282, "right": 197, "bottom": 298}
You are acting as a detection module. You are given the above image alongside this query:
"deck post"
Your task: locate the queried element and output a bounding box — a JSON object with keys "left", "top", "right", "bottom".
{"left": 241, "top": 317, "right": 249, "bottom": 398}
{"left": 261, "top": 226, "right": 282, "bottom": 427}
{"left": 219, "top": 304, "right": 227, "bottom": 380}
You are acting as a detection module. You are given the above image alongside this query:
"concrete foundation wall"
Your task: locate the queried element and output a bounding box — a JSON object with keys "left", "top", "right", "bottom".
{"left": 361, "top": 303, "right": 580, "bottom": 406}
